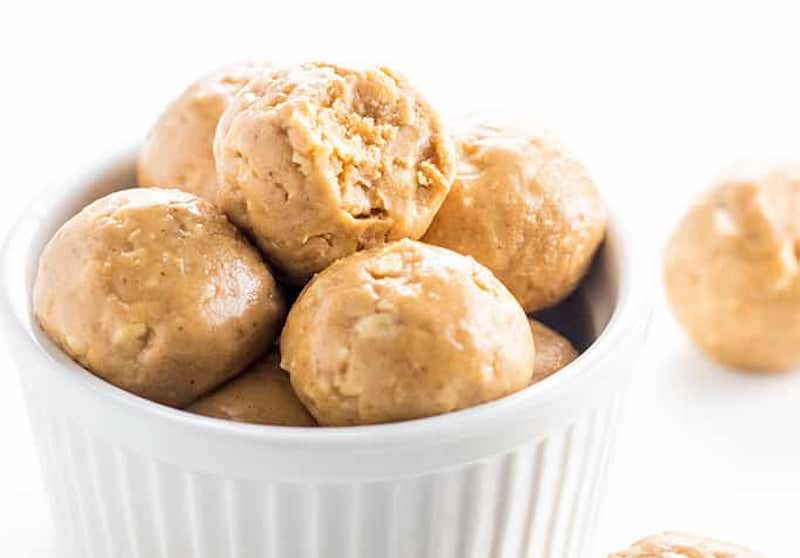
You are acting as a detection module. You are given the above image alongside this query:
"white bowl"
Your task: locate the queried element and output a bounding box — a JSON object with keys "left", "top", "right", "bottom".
{"left": 1, "top": 148, "right": 651, "bottom": 558}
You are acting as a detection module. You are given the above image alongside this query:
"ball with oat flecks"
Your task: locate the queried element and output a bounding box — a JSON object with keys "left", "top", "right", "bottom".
{"left": 34, "top": 187, "right": 285, "bottom": 407}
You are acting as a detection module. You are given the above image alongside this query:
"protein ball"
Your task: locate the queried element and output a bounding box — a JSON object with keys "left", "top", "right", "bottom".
{"left": 280, "top": 239, "right": 534, "bottom": 426}
{"left": 609, "top": 531, "right": 763, "bottom": 557}
{"left": 138, "top": 62, "right": 272, "bottom": 203}
{"left": 423, "top": 117, "right": 606, "bottom": 312}
{"left": 664, "top": 165, "right": 800, "bottom": 371}
{"left": 529, "top": 319, "right": 578, "bottom": 383}
{"left": 187, "top": 351, "right": 316, "bottom": 426}
{"left": 33, "top": 188, "right": 285, "bottom": 407}
{"left": 214, "top": 62, "right": 456, "bottom": 283}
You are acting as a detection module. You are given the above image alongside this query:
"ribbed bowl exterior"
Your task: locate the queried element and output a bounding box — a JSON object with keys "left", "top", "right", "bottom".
{"left": 23, "top": 377, "right": 626, "bottom": 558}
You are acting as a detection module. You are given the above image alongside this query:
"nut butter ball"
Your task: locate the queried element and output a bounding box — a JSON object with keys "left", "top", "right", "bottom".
{"left": 423, "top": 117, "right": 606, "bottom": 312}
{"left": 188, "top": 351, "right": 316, "bottom": 426}
{"left": 665, "top": 165, "right": 800, "bottom": 371}
{"left": 138, "top": 62, "right": 272, "bottom": 203}
{"left": 214, "top": 62, "right": 456, "bottom": 284}
{"left": 33, "top": 188, "right": 285, "bottom": 407}
{"left": 280, "top": 239, "right": 534, "bottom": 426}
{"left": 609, "top": 531, "right": 763, "bottom": 557}
{"left": 529, "top": 319, "right": 578, "bottom": 383}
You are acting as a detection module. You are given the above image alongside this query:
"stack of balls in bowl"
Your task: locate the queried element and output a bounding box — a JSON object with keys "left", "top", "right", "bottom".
{"left": 33, "top": 61, "right": 606, "bottom": 427}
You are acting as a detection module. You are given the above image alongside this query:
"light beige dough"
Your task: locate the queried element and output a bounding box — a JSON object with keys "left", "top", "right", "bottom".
{"left": 138, "top": 62, "right": 272, "bottom": 203}
{"left": 529, "top": 319, "right": 578, "bottom": 383}
{"left": 609, "top": 531, "right": 763, "bottom": 557}
{"left": 665, "top": 164, "right": 800, "bottom": 371}
{"left": 214, "top": 62, "right": 456, "bottom": 284}
{"left": 280, "top": 239, "right": 534, "bottom": 426}
{"left": 423, "top": 117, "right": 606, "bottom": 312}
{"left": 33, "top": 188, "right": 285, "bottom": 407}
{"left": 187, "top": 351, "right": 316, "bottom": 426}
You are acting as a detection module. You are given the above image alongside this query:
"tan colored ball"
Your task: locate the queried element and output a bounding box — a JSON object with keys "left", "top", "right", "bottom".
{"left": 280, "top": 239, "right": 534, "bottom": 426}
{"left": 187, "top": 351, "right": 316, "bottom": 426}
{"left": 665, "top": 165, "right": 800, "bottom": 371}
{"left": 423, "top": 117, "right": 606, "bottom": 312}
{"left": 138, "top": 62, "right": 272, "bottom": 203}
{"left": 609, "top": 531, "right": 763, "bottom": 557}
{"left": 529, "top": 319, "right": 578, "bottom": 383}
{"left": 214, "top": 62, "right": 456, "bottom": 284}
{"left": 34, "top": 188, "right": 285, "bottom": 407}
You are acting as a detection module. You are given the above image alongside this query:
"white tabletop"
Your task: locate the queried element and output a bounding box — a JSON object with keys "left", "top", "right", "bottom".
{"left": 3, "top": 1, "right": 800, "bottom": 555}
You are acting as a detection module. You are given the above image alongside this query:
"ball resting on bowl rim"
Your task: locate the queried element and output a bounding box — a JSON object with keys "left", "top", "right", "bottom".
{"left": 33, "top": 187, "right": 286, "bottom": 407}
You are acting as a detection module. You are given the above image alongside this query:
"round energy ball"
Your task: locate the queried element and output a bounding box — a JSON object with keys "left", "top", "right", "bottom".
{"left": 529, "top": 319, "right": 578, "bottom": 383}
{"left": 33, "top": 188, "right": 285, "bottom": 407}
{"left": 187, "top": 351, "right": 316, "bottom": 426}
{"left": 138, "top": 62, "right": 272, "bottom": 203}
{"left": 214, "top": 62, "right": 456, "bottom": 284}
{"left": 423, "top": 117, "right": 606, "bottom": 312}
{"left": 664, "top": 165, "right": 800, "bottom": 371}
{"left": 280, "top": 239, "right": 534, "bottom": 426}
{"left": 610, "top": 531, "right": 762, "bottom": 558}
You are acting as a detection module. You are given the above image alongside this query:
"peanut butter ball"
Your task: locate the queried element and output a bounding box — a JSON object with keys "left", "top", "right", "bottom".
{"left": 529, "top": 319, "right": 578, "bottom": 383}
{"left": 214, "top": 63, "right": 456, "bottom": 284}
{"left": 665, "top": 165, "right": 800, "bottom": 371}
{"left": 423, "top": 117, "right": 606, "bottom": 312}
{"left": 280, "top": 239, "right": 534, "bottom": 426}
{"left": 33, "top": 188, "right": 285, "bottom": 407}
{"left": 609, "top": 532, "right": 762, "bottom": 557}
{"left": 138, "top": 62, "right": 272, "bottom": 203}
{"left": 187, "top": 351, "right": 316, "bottom": 426}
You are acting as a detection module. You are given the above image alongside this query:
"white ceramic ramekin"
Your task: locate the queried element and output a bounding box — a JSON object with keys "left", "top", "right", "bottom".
{"left": 1, "top": 148, "right": 651, "bottom": 558}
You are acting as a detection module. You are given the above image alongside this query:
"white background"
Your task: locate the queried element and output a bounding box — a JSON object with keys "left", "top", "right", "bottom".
{"left": 2, "top": 1, "right": 800, "bottom": 556}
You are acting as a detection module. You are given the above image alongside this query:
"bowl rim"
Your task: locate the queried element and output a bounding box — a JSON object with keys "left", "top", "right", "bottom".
{"left": 1, "top": 146, "right": 652, "bottom": 450}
